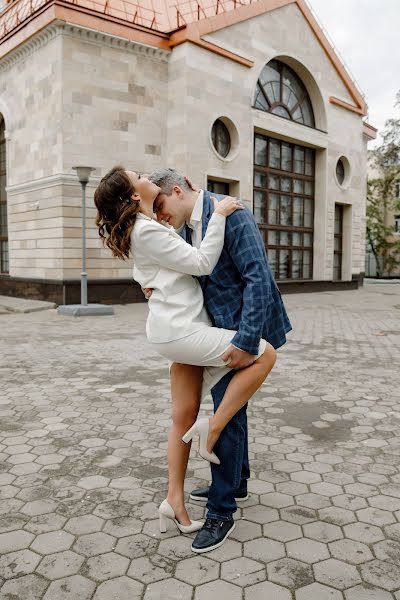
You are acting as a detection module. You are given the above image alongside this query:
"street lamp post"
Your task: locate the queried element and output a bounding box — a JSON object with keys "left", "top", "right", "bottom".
{"left": 74, "top": 166, "right": 93, "bottom": 307}
{"left": 58, "top": 166, "right": 114, "bottom": 317}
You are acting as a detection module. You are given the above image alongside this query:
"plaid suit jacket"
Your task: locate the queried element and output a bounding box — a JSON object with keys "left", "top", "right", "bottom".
{"left": 181, "top": 190, "right": 292, "bottom": 353}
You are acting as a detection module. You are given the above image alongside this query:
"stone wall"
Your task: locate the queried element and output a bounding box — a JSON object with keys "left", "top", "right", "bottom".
{"left": 1, "top": 22, "right": 169, "bottom": 281}
{"left": 0, "top": 27, "right": 63, "bottom": 279}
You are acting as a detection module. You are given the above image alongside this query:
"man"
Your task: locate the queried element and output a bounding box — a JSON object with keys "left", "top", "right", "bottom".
{"left": 147, "top": 168, "right": 292, "bottom": 553}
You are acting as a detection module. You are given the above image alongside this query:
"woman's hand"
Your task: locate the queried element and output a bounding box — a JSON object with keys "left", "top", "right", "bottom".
{"left": 213, "top": 196, "right": 244, "bottom": 217}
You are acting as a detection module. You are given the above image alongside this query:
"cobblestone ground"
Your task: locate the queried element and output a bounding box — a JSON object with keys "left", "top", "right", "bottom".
{"left": 0, "top": 282, "right": 400, "bottom": 600}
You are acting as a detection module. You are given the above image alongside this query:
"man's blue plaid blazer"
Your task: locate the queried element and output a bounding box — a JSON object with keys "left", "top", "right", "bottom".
{"left": 180, "top": 190, "right": 292, "bottom": 354}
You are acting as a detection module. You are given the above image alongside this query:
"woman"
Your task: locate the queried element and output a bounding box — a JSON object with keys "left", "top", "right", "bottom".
{"left": 94, "top": 165, "right": 276, "bottom": 534}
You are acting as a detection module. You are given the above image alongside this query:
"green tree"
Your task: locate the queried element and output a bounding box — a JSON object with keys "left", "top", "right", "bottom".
{"left": 367, "top": 91, "right": 400, "bottom": 277}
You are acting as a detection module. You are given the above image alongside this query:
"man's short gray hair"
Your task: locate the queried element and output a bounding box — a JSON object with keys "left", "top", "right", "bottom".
{"left": 148, "top": 168, "right": 192, "bottom": 196}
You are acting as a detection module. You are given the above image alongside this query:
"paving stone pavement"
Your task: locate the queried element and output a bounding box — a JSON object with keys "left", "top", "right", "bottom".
{"left": 0, "top": 281, "right": 399, "bottom": 600}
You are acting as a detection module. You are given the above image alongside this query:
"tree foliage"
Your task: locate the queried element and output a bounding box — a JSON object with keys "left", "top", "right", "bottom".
{"left": 366, "top": 90, "right": 400, "bottom": 276}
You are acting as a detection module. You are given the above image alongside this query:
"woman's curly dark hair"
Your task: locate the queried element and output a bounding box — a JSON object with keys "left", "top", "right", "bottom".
{"left": 94, "top": 165, "right": 139, "bottom": 260}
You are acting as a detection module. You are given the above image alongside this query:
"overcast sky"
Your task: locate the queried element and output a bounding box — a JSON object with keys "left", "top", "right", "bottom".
{"left": 307, "top": 0, "right": 399, "bottom": 145}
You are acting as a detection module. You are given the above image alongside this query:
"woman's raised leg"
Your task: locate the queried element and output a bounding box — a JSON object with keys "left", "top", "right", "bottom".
{"left": 166, "top": 362, "right": 203, "bottom": 525}
{"left": 206, "top": 344, "right": 277, "bottom": 453}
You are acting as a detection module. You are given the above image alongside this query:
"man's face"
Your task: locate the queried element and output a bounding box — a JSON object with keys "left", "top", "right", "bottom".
{"left": 153, "top": 187, "right": 187, "bottom": 229}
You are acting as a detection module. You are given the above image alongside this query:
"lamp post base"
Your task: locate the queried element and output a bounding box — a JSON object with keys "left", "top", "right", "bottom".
{"left": 57, "top": 304, "right": 114, "bottom": 316}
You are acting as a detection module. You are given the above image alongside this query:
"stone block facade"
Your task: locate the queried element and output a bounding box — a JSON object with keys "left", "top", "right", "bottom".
{"left": 0, "top": 0, "right": 375, "bottom": 301}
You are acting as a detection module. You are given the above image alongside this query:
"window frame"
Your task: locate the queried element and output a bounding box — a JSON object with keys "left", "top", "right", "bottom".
{"left": 253, "top": 133, "right": 315, "bottom": 281}
{"left": 254, "top": 60, "right": 315, "bottom": 129}
{"left": 211, "top": 119, "right": 231, "bottom": 158}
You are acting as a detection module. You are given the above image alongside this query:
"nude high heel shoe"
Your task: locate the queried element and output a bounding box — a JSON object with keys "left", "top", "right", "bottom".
{"left": 182, "top": 417, "right": 221, "bottom": 465}
{"left": 158, "top": 500, "right": 203, "bottom": 533}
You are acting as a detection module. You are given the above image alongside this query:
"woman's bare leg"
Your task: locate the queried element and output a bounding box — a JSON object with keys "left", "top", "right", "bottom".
{"left": 166, "top": 363, "right": 203, "bottom": 525}
{"left": 207, "top": 344, "right": 277, "bottom": 453}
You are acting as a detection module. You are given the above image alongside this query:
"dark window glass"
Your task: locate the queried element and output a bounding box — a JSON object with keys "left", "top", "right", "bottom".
{"left": 254, "top": 172, "right": 267, "bottom": 188}
{"left": 280, "top": 231, "right": 290, "bottom": 246}
{"left": 0, "top": 115, "right": 8, "bottom": 274}
{"left": 333, "top": 204, "right": 343, "bottom": 280}
{"left": 271, "top": 106, "right": 291, "bottom": 119}
{"left": 280, "top": 177, "right": 291, "bottom": 192}
{"left": 211, "top": 119, "right": 231, "bottom": 158}
{"left": 268, "top": 174, "right": 279, "bottom": 190}
{"left": 305, "top": 148, "right": 314, "bottom": 176}
{"left": 279, "top": 249, "right": 290, "bottom": 279}
{"left": 0, "top": 203, "right": 7, "bottom": 236}
{"left": 293, "top": 197, "right": 303, "bottom": 227}
{"left": 254, "top": 84, "right": 269, "bottom": 111}
{"left": 303, "top": 250, "right": 312, "bottom": 279}
{"left": 269, "top": 140, "right": 280, "bottom": 169}
{"left": 294, "top": 146, "right": 304, "bottom": 174}
{"left": 292, "top": 249, "right": 302, "bottom": 279}
{"left": 254, "top": 59, "right": 315, "bottom": 128}
{"left": 304, "top": 199, "right": 313, "bottom": 228}
{"left": 207, "top": 179, "right": 230, "bottom": 196}
{"left": 268, "top": 193, "right": 279, "bottom": 224}
{"left": 0, "top": 143, "right": 5, "bottom": 172}
{"left": 253, "top": 191, "right": 266, "bottom": 224}
{"left": 280, "top": 195, "right": 291, "bottom": 226}
{"left": 304, "top": 181, "right": 313, "bottom": 196}
{"left": 268, "top": 249, "right": 277, "bottom": 273}
{"left": 268, "top": 230, "right": 278, "bottom": 245}
{"left": 0, "top": 174, "right": 6, "bottom": 202}
{"left": 281, "top": 144, "right": 292, "bottom": 171}
{"left": 293, "top": 179, "right": 304, "bottom": 194}
{"left": 336, "top": 159, "right": 345, "bottom": 185}
{"left": 254, "top": 137, "right": 267, "bottom": 166}
{"left": 292, "top": 232, "right": 302, "bottom": 246}
{"left": 303, "top": 233, "right": 313, "bottom": 247}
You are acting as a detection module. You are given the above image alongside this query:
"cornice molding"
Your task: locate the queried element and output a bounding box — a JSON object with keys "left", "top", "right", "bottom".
{"left": 0, "top": 21, "right": 62, "bottom": 73}
{"left": 362, "top": 122, "right": 378, "bottom": 140}
{"left": 6, "top": 173, "right": 101, "bottom": 196}
{"left": 0, "top": 20, "right": 169, "bottom": 73}
{"left": 59, "top": 21, "right": 169, "bottom": 61}
{"left": 329, "top": 96, "right": 364, "bottom": 116}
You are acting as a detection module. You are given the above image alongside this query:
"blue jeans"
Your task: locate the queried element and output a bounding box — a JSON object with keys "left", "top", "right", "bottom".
{"left": 206, "top": 370, "right": 250, "bottom": 521}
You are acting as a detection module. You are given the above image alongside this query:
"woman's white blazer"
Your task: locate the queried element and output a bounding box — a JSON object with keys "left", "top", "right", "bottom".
{"left": 131, "top": 212, "right": 226, "bottom": 343}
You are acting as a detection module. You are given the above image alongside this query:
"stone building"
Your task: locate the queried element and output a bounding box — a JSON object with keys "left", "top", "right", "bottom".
{"left": 0, "top": 0, "right": 377, "bottom": 303}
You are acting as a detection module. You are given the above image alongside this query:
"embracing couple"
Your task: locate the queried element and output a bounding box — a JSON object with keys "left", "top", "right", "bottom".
{"left": 94, "top": 166, "right": 292, "bottom": 554}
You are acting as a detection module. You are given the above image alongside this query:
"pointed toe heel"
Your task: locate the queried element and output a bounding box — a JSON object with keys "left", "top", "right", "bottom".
{"left": 158, "top": 500, "right": 203, "bottom": 534}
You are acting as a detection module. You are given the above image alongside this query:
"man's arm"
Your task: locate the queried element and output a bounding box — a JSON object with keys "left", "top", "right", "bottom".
{"left": 223, "top": 209, "right": 272, "bottom": 360}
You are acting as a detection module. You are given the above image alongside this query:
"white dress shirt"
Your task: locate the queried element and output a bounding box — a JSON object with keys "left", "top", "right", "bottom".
{"left": 187, "top": 190, "right": 204, "bottom": 249}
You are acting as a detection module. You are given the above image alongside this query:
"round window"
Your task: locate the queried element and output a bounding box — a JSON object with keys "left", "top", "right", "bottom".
{"left": 211, "top": 119, "right": 231, "bottom": 158}
{"left": 336, "top": 158, "right": 345, "bottom": 185}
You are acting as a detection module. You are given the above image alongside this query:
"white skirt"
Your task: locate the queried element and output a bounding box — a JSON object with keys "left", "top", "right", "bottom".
{"left": 149, "top": 327, "right": 267, "bottom": 400}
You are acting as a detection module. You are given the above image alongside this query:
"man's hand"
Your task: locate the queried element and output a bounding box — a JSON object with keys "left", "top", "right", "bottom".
{"left": 222, "top": 345, "right": 257, "bottom": 369}
{"left": 142, "top": 287, "right": 153, "bottom": 300}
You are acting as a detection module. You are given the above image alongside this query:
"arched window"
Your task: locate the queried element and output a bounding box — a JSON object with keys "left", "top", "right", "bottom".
{"left": 0, "top": 115, "right": 8, "bottom": 274}
{"left": 254, "top": 60, "right": 315, "bottom": 128}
